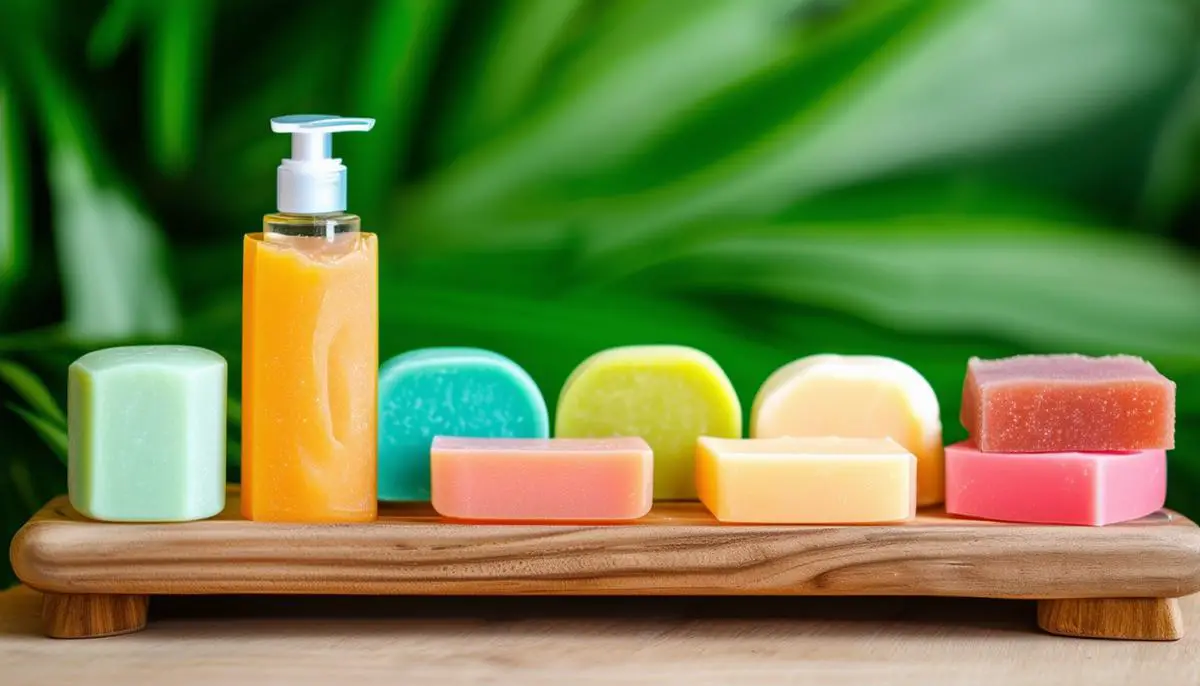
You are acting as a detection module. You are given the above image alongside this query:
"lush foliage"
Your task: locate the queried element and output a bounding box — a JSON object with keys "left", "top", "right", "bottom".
{"left": 0, "top": 0, "right": 1198, "bottom": 585}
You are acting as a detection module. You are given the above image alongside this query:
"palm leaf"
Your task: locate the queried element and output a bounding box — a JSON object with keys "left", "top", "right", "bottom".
{"left": 0, "top": 78, "right": 29, "bottom": 312}
{"left": 434, "top": 0, "right": 588, "bottom": 161}
{"left": 340, "top": 0, "right": 454, "bottom": 221}
{"left": 0, "top": 359, "right": 66, "bottom": 425}
{"left": 400, "top": 0, "right": 836, "bottom": 243}
{"left": 6, "top": 404, "right": 67, "bottom": 465}
{"left": 1141, "top": 60, "right": 1200, "bottom": 229}
{"left": 625, "top": 218, "right": 1200, "bottom": 363}
{"left": 87, "top": 0, "right": 146, "bottom": 68}
{"left": 144, "top": 0, "right": 213, "bottom": 176}
{"left": 3, "top": 18, "right": 181, "bottom": 342}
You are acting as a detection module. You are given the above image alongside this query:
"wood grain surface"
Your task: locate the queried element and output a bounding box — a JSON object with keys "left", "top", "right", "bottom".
{"left": 11, "top": 488, "right": 1200, "bottom": 599}
{"left": 41, "top": 593, "right": 148, "bottom": 639}
{"left": 4, "top": 586, "right": 1200, "bottom": 686}
{"left": 1039, "top": 598, "right": 1183, "bottom": 640}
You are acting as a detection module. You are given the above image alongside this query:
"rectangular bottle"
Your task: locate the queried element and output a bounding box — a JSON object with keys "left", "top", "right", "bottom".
{"left": 242, "top": 115, "right": 378, "bottom": 522}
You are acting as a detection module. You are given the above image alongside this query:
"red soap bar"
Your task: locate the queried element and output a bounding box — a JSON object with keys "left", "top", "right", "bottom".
{"left": 961, "top": 354, "right": 1175, "bottom": 453}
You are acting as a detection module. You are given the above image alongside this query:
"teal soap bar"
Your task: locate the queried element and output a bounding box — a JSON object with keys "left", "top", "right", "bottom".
{"left": 68, "top": 345, "right": 227, "bottom": 522}
{"left": 378, "top": 347, "right": 549, "bottom": 501}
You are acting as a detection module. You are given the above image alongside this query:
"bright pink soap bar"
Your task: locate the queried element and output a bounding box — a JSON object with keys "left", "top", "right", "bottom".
{"left": 430, "top": 436, "right": 653, "bottom": 522}
{"left": 961, "top": 354, "right": 1175, "bottom": 453}
{"left": 944, "top": 441, "right": 1166, "bottom": 526}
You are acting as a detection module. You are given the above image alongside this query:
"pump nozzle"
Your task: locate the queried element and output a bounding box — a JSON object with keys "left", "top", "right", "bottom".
{"left": 271, "top": 114, "right": 375, "bottom": 214}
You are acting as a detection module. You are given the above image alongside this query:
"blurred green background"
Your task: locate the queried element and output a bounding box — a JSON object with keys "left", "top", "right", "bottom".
{"left": 1, "top": 0, "right": 1199, "bottom": 585}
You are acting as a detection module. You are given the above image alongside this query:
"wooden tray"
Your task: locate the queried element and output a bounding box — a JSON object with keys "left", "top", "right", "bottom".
{"left": 11, "top": 487, "right": 1200, "bottom": 641}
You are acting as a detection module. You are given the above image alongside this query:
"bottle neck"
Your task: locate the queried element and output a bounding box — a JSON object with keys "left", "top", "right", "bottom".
{"left": 264, "top": 212, "right": 360, "bottom": 240}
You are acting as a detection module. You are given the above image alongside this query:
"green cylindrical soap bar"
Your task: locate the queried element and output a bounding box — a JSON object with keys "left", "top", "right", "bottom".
{"left": 555, "top": 345, "right": 742, "bottom": 500}
{"left": 68, "top": 345, "right": 227, "bottom": 522}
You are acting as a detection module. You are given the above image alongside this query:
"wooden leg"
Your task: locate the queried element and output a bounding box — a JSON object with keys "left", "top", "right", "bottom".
{"left": 42, "top": 593, "right": 150, "bottom": 639}
{"left": 1038, "top": 598, "right": 1182, "bottom": 641}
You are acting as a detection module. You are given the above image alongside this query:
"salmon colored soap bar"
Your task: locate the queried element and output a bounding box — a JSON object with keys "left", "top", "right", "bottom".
{"left": 695, "top": 436, "right": 916, "bottom": 524}
{"left": 555, "top": 346, "right": 741, "bottom": 500}
{"left": 944, "top": 441, "right": 1166, "bottom": 526}
{"left": 377, "top": 348, "right": 548, "bottom": 502}
{"left": 430, "top": 437, "right": 653, "bottom": 522}
{"left": 751, "top": 354, "right": 944, "bottom": 507}
{"left": 961, "top": 354, "right": 1175, "bottom": 453}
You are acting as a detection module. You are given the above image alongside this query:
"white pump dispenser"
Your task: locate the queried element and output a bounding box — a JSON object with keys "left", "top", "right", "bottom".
{"left": 270, "top": 115, "right": 376, "bottom": 214}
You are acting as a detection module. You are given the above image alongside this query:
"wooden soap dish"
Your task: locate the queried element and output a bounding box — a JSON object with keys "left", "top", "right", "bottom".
{"left": 10, "top": 486, "right": 1200, "bottom": 641}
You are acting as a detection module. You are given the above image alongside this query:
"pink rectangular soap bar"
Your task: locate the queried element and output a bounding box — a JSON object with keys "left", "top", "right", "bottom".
{"left": 945, "top": 441, "right": 1166, "bottom": 526}
{"left": 430, "top": 436, "right": 653, "bottom": 522}
{"left": 961, "top": 354, "right": 1175, "bottom": 452}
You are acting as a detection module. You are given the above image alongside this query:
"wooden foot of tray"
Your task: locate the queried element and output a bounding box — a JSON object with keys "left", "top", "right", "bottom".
{"left": 42, "top": 593, "right": 149, "bottom": 638}
{"left": 1037, "top": 597, "right": 1183, "bottom": 641}
{"left": 12, "top": 488, "right": 1200, "bottom": 640}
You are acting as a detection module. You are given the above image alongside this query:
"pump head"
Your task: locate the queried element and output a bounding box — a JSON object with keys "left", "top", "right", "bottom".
{"left": 270, "top": 114, "right": 375, "bottom": 214}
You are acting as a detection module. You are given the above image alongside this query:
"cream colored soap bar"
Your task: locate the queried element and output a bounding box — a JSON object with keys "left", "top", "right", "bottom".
{"left": 555, "top": 345, "right": 741, "bottom": 500}
{"left": 696, "top": 436, "right": 916, "bottom": 524}
{"left": 751, "top": 354, "right": 944, "bottom": 506}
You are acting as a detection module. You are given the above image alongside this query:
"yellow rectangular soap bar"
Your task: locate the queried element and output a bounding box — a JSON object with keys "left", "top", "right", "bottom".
{"left": 696, "top": 436, "right": 916, "bottom": 524}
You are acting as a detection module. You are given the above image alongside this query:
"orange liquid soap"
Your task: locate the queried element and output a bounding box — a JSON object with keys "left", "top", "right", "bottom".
{"left": 241, "top": 115, "right": 379, "bottom": 522}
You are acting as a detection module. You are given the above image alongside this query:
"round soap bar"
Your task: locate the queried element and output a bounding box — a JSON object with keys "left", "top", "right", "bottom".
{"left": 554, "top": 345, "right": 742, "bottom": 500}
{"left": 377, "top": 347, "right": 549, "bottom": 501}
{"left": 751, "top": 354, "right": 944, "bottom": 507}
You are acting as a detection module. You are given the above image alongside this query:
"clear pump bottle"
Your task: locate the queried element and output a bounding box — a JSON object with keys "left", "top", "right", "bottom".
{"left": 242, "top": 115, "right": 379, "bottom": 523}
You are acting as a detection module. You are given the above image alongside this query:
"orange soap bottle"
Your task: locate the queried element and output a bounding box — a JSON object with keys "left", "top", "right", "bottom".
{"left": 242, "top": 115, "right": 379, "bottom": 522}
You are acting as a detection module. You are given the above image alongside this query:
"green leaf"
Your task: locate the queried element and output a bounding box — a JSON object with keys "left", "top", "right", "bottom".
{"left": 1141, "top": 59, "right": 1200, "bottom": 229}
{"left": 226, "top": 440, "right": 241, "bottom": 475}
{"left": 340, "top": 0, "right": 454, "bottom": 220}
{"left": 200, "top": 2, "right": 352, "bottom": 219}
{"left": 7, "top": 457, "right": 42, "bottom": 514}
{"left": 49, "top": 145, "right": 181, "bottom": 341}
{"left": 434, "top": 0, "right": 588, "bottom": 161}
{"left": 402, "top": 0, "right": 824, "bottom": 244}
{"left": 0, "top": 359, "right": 65, "bottom": 425}
{"left": 3, "top": 14, "right": 180, "bottom": 342}
{"left": 0, "top": 411, "right": 69, "bottom": 586}
{"left": 87, "top": 0, "right": 146, "bottom": 68}
{"left": 6, "top": 403, "right": 68, "bottom": 465}
{"left": 145, "top": 0, "right": 213, "bottom": 175}
{"left": 626, "top": 218, "right": 1200, "bottom": 364}
{"left": 406, "top": 0, "right": 1199, "bottom": 258}
{"left": 227, "top": 396, "right": 241, "bottom": 425}
{"left": 0, "top": 77, "right": 29, "bottom": 310}
{"left": 0, "top": 326, "right": 80, "bottom": 355}
{"left": 584, "top": 0, "right": 1198, "bottom": 257}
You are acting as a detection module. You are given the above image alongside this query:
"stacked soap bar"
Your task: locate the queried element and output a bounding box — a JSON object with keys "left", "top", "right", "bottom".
{"left": 947, "top": 354, "right": 1175, "bottom": 526}
{"left": 961, "top": 354, "right": 1175, "bottom": 452}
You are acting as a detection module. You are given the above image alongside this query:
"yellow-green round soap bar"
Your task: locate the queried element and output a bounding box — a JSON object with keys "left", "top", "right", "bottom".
{"left": 555, "top": 345, "right": 742, "bottom": 500}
